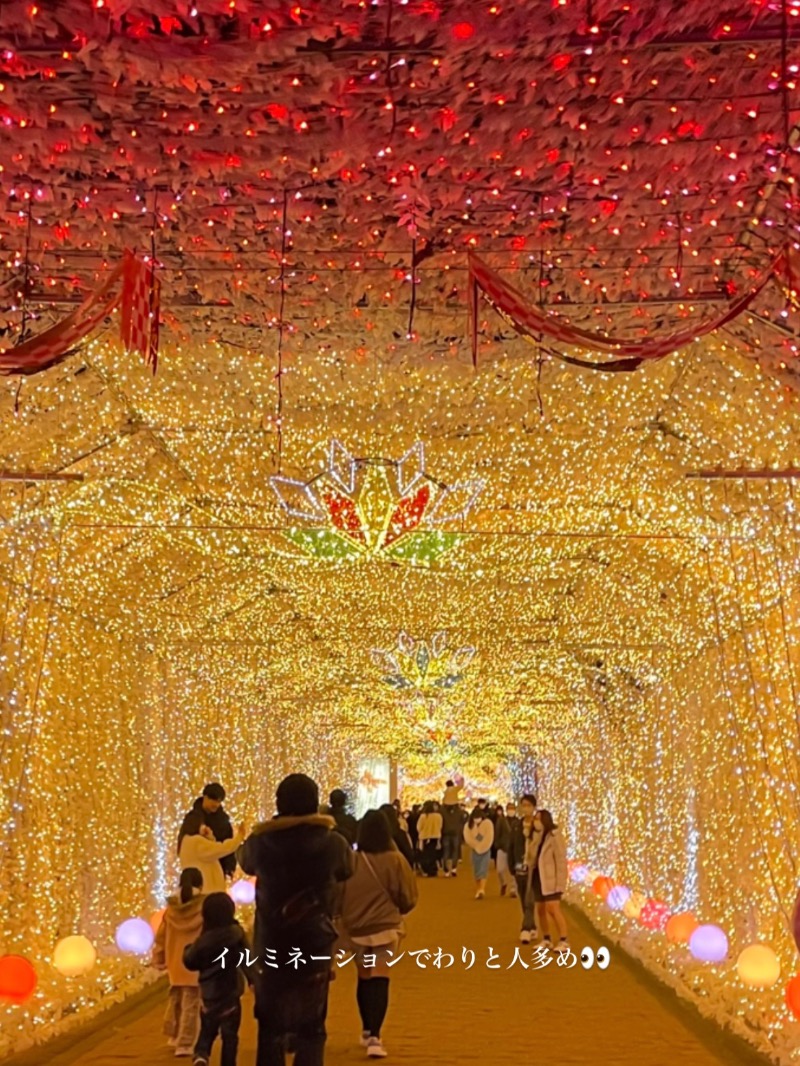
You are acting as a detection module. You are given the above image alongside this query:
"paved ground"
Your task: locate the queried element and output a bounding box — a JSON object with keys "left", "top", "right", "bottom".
{"left": 16, "top": 867, "right": 762, "bottom": 1066}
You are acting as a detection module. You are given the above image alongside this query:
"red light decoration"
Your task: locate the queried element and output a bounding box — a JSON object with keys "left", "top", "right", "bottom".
{"left": 639, "top": 899, "right": 671, "bottom": 931}
{"left": 384, "top": 484, "right": 431, "bottom": 548}
{"left": 785, "top": 975, "right": 800, "bottom": 1020}
{"left": 452, "top": 21, "right": 475, "bottom": 40}
{"left": 323, "top": 492, "right": 367, "bottom": 545}
{"left": 0, "top": 956, "right": 37, "bottom": 1005}
{"left": 592, "top": 875, "right": 615, "bottom": 900}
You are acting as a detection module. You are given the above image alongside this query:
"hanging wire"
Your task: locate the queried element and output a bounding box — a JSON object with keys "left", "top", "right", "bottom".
{"left": 19, "top": 199, "right": 33, "bottom": 343}
{"left": 407, "top": 235, "right": 417, "bottom": 339}
{"left": 274, "top": 189, "right": 289, "bottom": 474}
{"left": 535, "top": 194, "right": 546, "bottom": 417}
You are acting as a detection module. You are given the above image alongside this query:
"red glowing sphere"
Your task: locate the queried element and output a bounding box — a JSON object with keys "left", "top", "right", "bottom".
{"left": 639, "top": 899, "right": 671, "bottom": 931}
{"left": 786, "top": 975, "right": 800, "bottom": 1019}
{"left": 0, "top": 956, "right": 37, "bottom": 1005}
{"left": 592, "top": 876, "right": 615, "bottom": 901}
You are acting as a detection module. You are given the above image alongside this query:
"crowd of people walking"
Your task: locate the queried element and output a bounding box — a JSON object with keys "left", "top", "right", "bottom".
{"left": 153, "top": 776, "right": 568, "bottom": 1065}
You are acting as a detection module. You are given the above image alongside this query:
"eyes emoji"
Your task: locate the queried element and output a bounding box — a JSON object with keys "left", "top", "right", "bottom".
{"left": 580, "top": 946, "right": 610, "bottom": 969}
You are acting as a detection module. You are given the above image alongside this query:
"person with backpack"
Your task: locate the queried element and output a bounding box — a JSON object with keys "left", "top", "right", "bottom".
{"left": 153, "top": 868, "right": 205, "bottom": 1057}
{"left": 339, "top": 810, "right": 418, "bottom": 1059}
{"left": 237, "top": 773, "right": 355, "bottom": 1066}
{"left": 183, "top": 892, "right": 252, "bottom": 1066}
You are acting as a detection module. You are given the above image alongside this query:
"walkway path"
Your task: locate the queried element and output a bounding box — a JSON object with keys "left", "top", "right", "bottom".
{"left": 19, "top": 869, "right": 761, "bottom": 1066}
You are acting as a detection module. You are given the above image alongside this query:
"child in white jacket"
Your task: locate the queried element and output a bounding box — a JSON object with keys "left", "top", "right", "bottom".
{"left": 463, "top": 809, "right": 494, "bottom": 899}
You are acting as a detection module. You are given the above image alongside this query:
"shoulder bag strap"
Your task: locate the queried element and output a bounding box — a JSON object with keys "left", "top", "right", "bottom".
{"left": 361, "top": 853, "right": 397, "bottom": 907}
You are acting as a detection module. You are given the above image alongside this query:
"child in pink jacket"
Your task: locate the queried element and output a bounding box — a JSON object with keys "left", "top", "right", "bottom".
{"left": 153, "top": 867, "right": 205, "bottom": 1057}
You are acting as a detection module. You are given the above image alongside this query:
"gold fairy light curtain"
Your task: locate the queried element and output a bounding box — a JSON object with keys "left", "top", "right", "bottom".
{"left": 539, "top": 475, "right": 800, "bottom": 970}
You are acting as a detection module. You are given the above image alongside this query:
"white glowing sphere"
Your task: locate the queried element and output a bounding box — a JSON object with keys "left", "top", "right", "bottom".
{"left": 115, "top": 918, "right": 154, "bottom": 955}
{"left": 229, "top": 879, "right": 256, "bottom": 905}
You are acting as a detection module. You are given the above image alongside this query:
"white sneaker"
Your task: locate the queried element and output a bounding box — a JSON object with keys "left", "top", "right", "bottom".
{"left": 541, "top": 936, "right": 553, "bottom": 950}
{"left": 520, "top": 930, "right": 532, "bottom": 944}
{"left": 360, "top": 1031, "right": 371, "bottom": 1047}
{"left": 366, "top": 1037, "right": 388, "bottom": 1058}
{"left": 556, "top": 939, "right": 570, "bottom": 953}
{"left": 174, "top": 1049, "right": 194, "bottom": 1059}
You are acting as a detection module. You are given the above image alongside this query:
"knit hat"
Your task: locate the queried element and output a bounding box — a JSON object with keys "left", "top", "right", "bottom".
{"left": 276, "top": 773, "right": 319, "bottom": 816}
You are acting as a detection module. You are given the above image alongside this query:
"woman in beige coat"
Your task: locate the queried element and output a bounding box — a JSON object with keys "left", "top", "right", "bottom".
{"left": 339, "top": 809, "right": 419, "bottom": 1059}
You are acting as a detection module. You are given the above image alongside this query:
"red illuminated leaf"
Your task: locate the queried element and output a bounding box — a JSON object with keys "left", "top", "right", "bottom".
{"left": 323, "top": 492, "right": 366, "bottom": 545}
{"left": 383, "top": 484, "right": 431, "bottom": 548}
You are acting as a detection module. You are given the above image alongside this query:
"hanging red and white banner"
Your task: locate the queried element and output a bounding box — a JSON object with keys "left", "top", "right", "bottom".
{"left": 468, "top": 252, "right": 782, "bottom": 371}
{"left": 0, "top": 251, "right": 160, "bottom": 377}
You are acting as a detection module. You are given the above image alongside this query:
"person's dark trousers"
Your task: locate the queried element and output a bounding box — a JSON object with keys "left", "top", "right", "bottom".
{"left": 356, "top": 977, "right": 390, "bottom": 1037}
{"left": 195, "top": 1001, "right": 241, "bottom": 1066}
{"left": 420, "top": 840, "right": 438, "bottom": 876}
{"left": 256, "top": 971, "right": 329, "bottom": 1066}
{"left": 515, "top": 874, "right": 536, "bottom": 932}
{"left": 441, "top": 834, "right": 460, "bottom": 873}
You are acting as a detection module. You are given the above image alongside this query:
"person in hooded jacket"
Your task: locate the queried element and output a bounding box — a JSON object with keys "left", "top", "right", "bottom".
{"left": 153, "top": 867, "right": 205, "bottom": 1057}
{"left": 327, "top": 788, "right": 358, "bottom": 846}
{"left": 183, "top": 892, "right": 252, "bottom": 1066}
{"left": 238, "top": 773, "right": 355, "bottom": 1066}
{"left": 178, "top": 783, "right": 237, "bottom": 880}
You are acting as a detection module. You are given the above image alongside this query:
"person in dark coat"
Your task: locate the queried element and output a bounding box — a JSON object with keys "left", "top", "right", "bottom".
{"left": 440, "top": 803, "right": 463, "bottom": 877}
{"left": 183, "top": 892, "right": 252, "bottom": 1066}
{"left": 406, "top": 804, "right": 422, "bottom": 870}
{"left": 379, "top": 803, "right": 415, "bottom": 868}
{"left": 506, "top": 793, "right": 540, "bottom": 942}
{"left": 178, "top": 782, "right": 236, "bottom": 880}
{"left": 327, "top": 788, "right": 358, "bottom": 846}
{"left": 493, "top": 804, "right": 514, "bottom": 895}
{"left": 238, "top": 773, "right": 354, "bottom": 1066}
